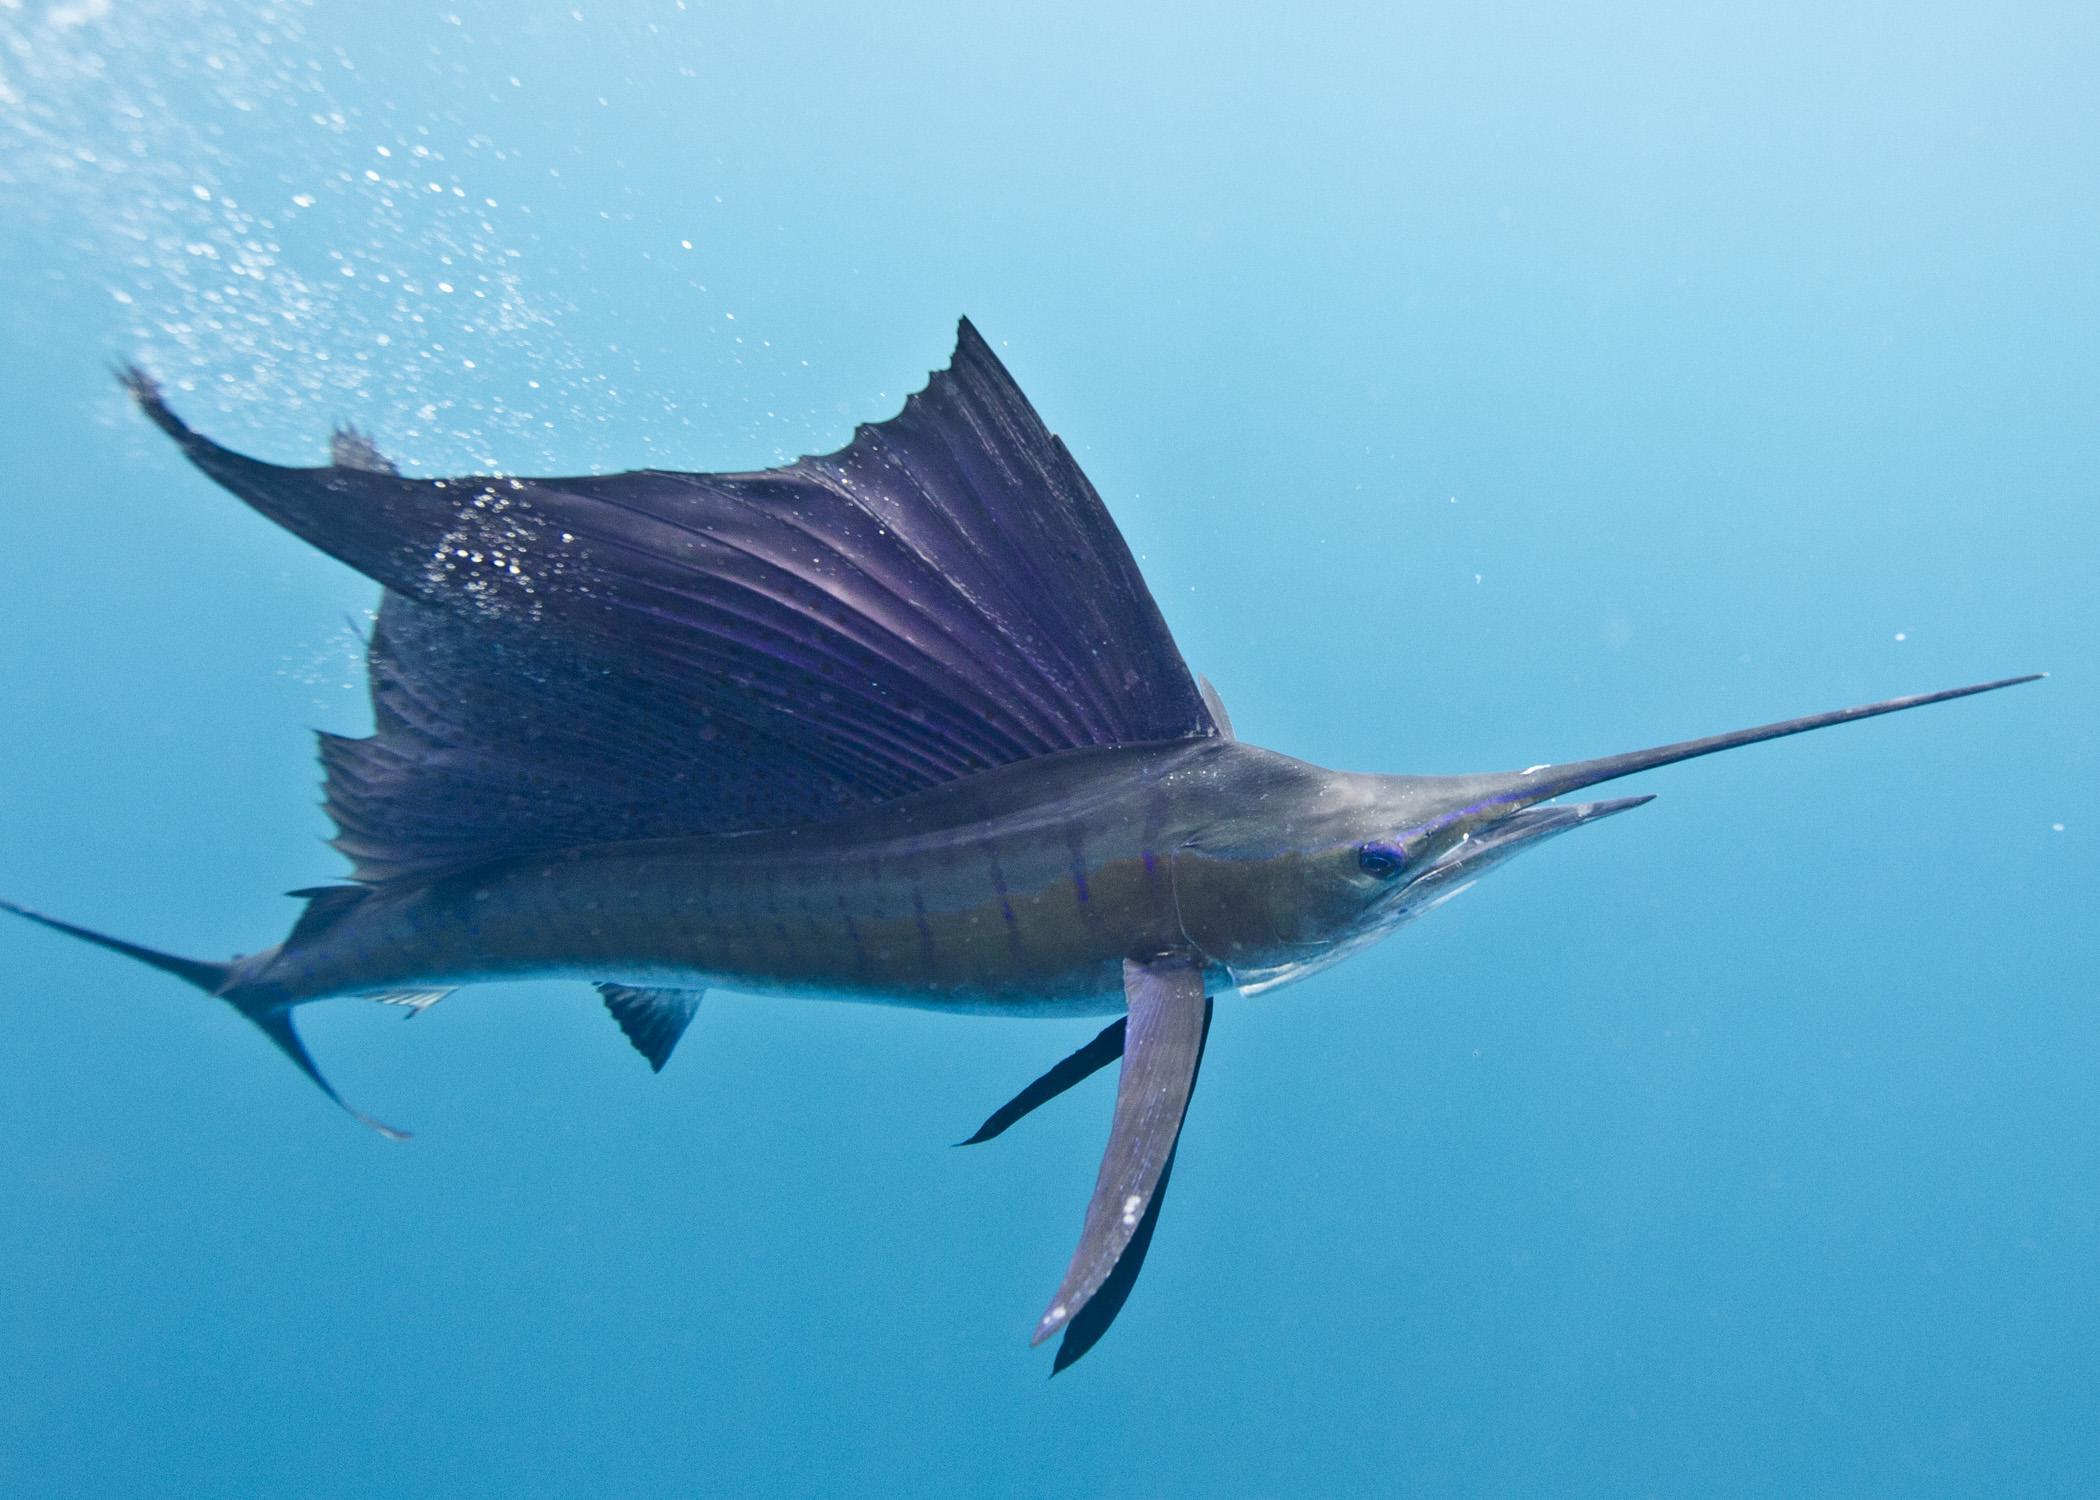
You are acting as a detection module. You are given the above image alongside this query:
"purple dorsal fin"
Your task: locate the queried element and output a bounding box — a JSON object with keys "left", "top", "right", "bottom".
{"left": 124, "top": 324, "right": 1218, "bottom": 882}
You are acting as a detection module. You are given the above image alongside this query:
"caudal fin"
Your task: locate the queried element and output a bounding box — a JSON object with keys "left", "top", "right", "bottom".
{"left": 1, "top": 899, "right": 409, "bottom": 1140}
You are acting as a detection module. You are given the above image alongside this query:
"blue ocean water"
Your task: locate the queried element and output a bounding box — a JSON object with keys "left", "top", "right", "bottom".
{"left": 1, "top": 2, "right": 2092, "bottom": 1494}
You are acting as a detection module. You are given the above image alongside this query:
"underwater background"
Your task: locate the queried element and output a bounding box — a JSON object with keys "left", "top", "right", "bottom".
{"left": 0, "top": 2, "right": 2092, "bottom": 1495}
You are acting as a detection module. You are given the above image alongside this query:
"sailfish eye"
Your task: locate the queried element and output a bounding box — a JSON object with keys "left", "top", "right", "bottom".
{"left": 1356, "top": 844, "right": 1405, "bottom": 880}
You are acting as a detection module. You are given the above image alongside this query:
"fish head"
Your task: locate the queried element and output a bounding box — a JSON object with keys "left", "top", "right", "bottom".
{"left": 1168, "top": 752, "right": 1648, "bottom": 979}
{"left": 1175, "top": 672, "right": 2040, "bottom": 992}
{"left": 1241, "top": 770, "right": 1653, "bottom": 953}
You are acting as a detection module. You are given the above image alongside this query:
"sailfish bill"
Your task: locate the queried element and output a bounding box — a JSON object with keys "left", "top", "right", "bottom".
{"left": 1492, "top": 674, "right": 2046, "bottom": 813}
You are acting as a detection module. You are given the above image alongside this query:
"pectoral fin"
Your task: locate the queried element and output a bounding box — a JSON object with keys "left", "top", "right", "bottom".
{"left": 1050, "top": 1133, "right": 1186, "bottom": 1373}
{"left": 1032, "top": 955, "right": 1211, "bottom": 1365}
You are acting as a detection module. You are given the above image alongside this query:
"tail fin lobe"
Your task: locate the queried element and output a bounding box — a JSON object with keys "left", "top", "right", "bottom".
{"left": 0, "top": 899, "right": 231, "bottom": 993}
{"left": 247, "top": 1007, "right": 412, "bottom": 1141}
{"left": 1, "top": 899, "right": 410, "bottom": 1141}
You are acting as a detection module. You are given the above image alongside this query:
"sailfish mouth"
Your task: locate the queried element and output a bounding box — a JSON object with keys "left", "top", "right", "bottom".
{"left": 1397, "top": 793, "right": 1653, "bottom": 904}
{"left": 1440, "top": 673, "right": 2044, "bottom": 834}
{"left": 1467, "top": 793, "right": 1654, "bottom": 847}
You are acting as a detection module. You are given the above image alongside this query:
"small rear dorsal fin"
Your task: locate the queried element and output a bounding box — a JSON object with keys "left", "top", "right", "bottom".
{"left": 596, "top": 983, "right": 704, "bottom": 1072}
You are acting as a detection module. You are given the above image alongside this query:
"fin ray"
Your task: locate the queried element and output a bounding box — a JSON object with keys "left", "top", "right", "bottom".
{"left": 329, "top": 424, "right": 397, "bottom": 475}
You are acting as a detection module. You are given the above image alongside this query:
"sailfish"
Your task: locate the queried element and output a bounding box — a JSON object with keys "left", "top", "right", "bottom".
{"left": 4, "top": 320, "right": 2037, "bottom": 1368}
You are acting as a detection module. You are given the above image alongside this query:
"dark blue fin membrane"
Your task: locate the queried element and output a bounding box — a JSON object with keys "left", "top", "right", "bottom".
{"left": 1032, "top": 957, "right": 1211, "bottom": 1356}
{"left": 956, "top": 1018, "right": 1126, "bottom": 1146}
{"left": 595, "top": 983, "right": 704, "bottom": 1072}
{"left": 122, "top": 324, "right": 1217, "bottom": 883}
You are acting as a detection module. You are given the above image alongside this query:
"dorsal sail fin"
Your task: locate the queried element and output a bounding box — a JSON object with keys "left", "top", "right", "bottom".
{"left": 121, "top": 325, "right": 1218, "bottom": 883}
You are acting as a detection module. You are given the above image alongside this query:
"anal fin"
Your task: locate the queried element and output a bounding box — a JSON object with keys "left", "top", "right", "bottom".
{"left": 596, "top": 983, "right": 704, "bottom": 1072}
